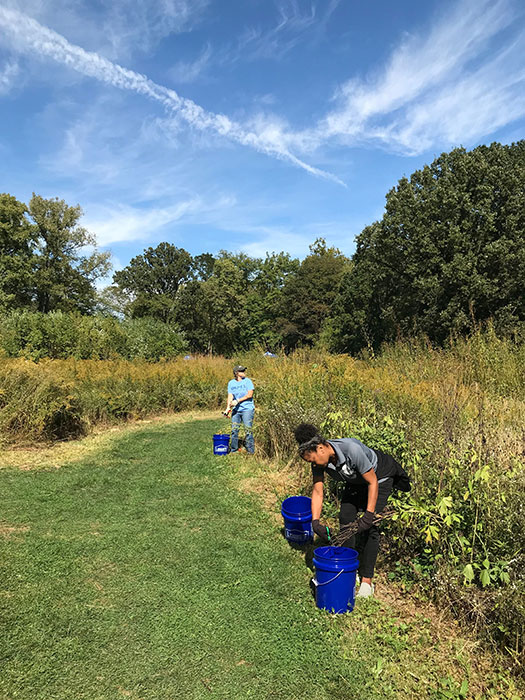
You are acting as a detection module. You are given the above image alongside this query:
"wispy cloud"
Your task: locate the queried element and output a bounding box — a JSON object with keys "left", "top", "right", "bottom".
{"left": 102, "top": 0, "right": 210, "bottom": 57}
{"left": 231, "top": 0, "right": 341, "bottom": 61}
{"left": 84, "top": 200, "right": 203, "bottom": 246}
{"left": 0, "top": 5, "right": 342, "bottom": 185}
{"left": 169, "top": 43, "right": 212, "bottom": 84}
{"left": 314, "top": 0, "right": 525, "bottom": 154}
{"left": 1, "top": 0, "right": 210, "bottom": 60}
{"left": 0, "top": 57, "right": 18, "bottom": 94}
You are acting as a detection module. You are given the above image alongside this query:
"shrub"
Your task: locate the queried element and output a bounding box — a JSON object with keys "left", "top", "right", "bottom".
{"left": 0, "top": 311, "right": 187, "bottom": 360}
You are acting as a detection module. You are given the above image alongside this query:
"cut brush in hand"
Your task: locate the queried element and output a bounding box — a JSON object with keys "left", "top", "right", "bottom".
{"left": 330, "top": 508, "right": 396, "bottom": 546}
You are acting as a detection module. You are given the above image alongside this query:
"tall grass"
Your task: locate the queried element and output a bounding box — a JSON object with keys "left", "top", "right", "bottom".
{"left": 0, "top": 356, "right": 228, "bottom": 442}
{"left": 0, "top": 329, "right": 524, "bottom": 661}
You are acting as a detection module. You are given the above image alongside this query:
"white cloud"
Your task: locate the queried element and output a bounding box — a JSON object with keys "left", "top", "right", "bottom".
{"left": 238, "top": 228, "right": 312, "bottom": 259}
{"left": 84, "top": 200, "right": 203, "bottom": 246}
{"left": 230, "top": 0, "right": 341, "bottom": 62}
{"left": 0, "top": 0, "right": 209, "bottom": 60}
{"left": 0, "top": 5, "right": 342, "bottom": 185}
{"left": 83, "top": 192, "right": 240, "bottom": 247}
{"left": 102, "top": 0, "right": 210, "bottom": 57}
{"left": 312, "top": 0, "right": 525, "bottom": 154}
{"left": 0, "top": 58, "right": 18, "bottom": 94}
{"left": 169, "top": 43, "right": 212, "bottom": 84}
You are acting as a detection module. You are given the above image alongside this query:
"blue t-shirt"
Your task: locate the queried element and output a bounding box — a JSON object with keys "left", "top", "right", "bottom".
{"left": 227, "top": 377, "right": 255, "bottom": 412}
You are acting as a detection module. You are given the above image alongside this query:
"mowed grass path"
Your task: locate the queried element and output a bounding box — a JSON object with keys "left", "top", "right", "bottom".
{"left": 1, "top": 418, "right": 374, "bottom": 700}
{"left": 1, "top": 417, "right": 522, "bottom": 700}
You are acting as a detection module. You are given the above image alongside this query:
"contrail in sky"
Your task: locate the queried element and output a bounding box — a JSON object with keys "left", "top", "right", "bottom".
{"left": 0, "top": 5, "right": 344, "bottom": 185}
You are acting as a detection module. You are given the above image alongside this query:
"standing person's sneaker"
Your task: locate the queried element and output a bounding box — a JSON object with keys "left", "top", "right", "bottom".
{"left": 356, "top": 581, "right": 375, "bottom": 598}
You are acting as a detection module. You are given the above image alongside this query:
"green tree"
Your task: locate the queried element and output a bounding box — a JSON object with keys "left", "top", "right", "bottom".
{"left": 29, "top": 194, "right": 111, "bottom": 314}
{"left": 113, "top": 242, "right": 192, "bottom": 321}
{"left": 277, "top": 238, "right": 350, "bottom": 350}
{"left": 0, "top": 194, "right": 35, "bottom": 310}
{"left": 175, "top": 258, "right": 249, "bottom": 354}
{"left": 192, "top": 253, "right": 216, "bottom": 281}
{"left": 331, "top": 141, "right": 525, "bottom": 353}
{"left": 247, "top": 252, "right": 300, "bottom": 349}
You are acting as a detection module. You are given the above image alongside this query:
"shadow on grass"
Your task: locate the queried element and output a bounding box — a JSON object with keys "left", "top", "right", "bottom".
{"left": 279, "top": 527, "right": 318, "bottom": 602}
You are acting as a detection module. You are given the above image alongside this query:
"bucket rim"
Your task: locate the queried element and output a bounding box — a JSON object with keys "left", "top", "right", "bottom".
{"left": 281, "top": 496, "right": 311, "bottom": 514}
{"left": 313, "top": 546, "right": 358, "bottom": 561}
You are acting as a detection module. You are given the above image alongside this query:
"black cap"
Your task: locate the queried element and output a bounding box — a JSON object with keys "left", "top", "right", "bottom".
{"left": 233, "top": 365, "right": 247, "bottom": 373}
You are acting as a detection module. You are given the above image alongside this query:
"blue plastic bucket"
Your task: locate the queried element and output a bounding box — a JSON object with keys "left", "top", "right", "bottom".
{"left": 281, "top": 496, "right": 313, "bottom": 544}
{"left": 312, "top": 546, "right": 359, "bottom": 613}
{"left": 213, "top": 433, "right": 230, "bottom": 455}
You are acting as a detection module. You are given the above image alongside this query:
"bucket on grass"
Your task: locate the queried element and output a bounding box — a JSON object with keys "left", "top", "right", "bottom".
{"left": 312, "top": 546, "right": 359, "bottom": 613}
{"left": 213, "top": 433, "right": 230, "bottom": 455}
{"left": 281, "top": 496, "right": 313, "bottom": 544}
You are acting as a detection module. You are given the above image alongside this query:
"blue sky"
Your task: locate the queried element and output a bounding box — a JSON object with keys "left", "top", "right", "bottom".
{"left": 1, "top": 0, "right": 524, "bottom": 281}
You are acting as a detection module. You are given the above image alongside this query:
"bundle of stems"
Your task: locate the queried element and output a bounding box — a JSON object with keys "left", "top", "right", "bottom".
{"left": 330, "top": 508, "right": 396, "bottom": 546}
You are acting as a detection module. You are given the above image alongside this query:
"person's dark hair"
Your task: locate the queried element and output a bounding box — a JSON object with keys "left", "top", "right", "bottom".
{"left": 294, "top": 423, "right": 328, "bottom": 457}
{"left": 294, "top": 423, "right": 319, "bottom": 444}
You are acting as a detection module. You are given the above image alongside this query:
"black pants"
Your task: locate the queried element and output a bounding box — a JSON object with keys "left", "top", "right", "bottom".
{"left": 339, "top": 477, "right": 393, "bottom": 579}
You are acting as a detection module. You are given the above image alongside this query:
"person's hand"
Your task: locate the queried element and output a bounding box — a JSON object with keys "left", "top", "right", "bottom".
{"left": 312, "top": 519, "right": 331, "bottom": 542}
{"left": 231, "top": 399, "right": 239, "bottom": 407}
{"left": 222, "top": 408, "right": 231, "bottom": 416}
{"left": 357, "top": 510, "right": 375, "bottom": 533}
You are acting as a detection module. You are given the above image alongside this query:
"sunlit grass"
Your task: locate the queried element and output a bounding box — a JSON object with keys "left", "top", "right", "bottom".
{"left": 1, "top": 416, "right": 522, "bottom": 699}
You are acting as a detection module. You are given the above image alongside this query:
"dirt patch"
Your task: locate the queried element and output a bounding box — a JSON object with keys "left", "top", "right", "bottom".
{"left": 0, "top": 523, "right": 29, "bottom": 539}
{"left": 235, "top": 456, "right": 300, "bottom": 524}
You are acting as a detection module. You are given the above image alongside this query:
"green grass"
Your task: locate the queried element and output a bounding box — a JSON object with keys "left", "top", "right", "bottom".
{"left": 0, "top": 418, "right": 522, "bottom": 699}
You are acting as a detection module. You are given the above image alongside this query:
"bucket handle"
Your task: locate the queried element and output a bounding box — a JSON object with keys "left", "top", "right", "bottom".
{"left": 311, "top": 568, "right": 345, "bottom": 587}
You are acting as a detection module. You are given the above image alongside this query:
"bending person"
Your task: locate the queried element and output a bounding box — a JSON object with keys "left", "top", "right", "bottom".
{"left": 294, "top": 423, "right": 409, "bottom": 598}
{"left": 224, "top": 365, "right": 255, "bottom": 454}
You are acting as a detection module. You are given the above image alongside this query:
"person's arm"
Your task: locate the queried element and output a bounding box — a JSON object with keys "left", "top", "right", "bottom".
{"left": 235, "top": 389, "right": 254, "bottom": 405}
{"left": 235, "top": 378, "right": 254, "bottom": 405}
{"left": 223, "top": 392, "right": 234, "bottom": 414}
{"left": 356, "top": 469, "right": 378, "bottom": 533}
{"left": 362, "top": 469, "right": 378, "bottom": 513}
{"left": 311, "top": 471, "right": 331, "bottom": 542}
{"left": 311, "top": 475, "right": 324, "bottom": 520}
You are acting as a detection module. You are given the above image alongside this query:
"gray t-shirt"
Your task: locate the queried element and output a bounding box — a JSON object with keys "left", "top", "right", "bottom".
{"left": 311, "top": 437, "right": 378, "bottom": 485}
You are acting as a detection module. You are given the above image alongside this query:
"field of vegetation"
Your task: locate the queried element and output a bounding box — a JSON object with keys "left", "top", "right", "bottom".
{"left": 1, "top": 415, "right": 523, "bottom": 699}
{"left": 0, "top": 328, "right": 524, "bottom": 666}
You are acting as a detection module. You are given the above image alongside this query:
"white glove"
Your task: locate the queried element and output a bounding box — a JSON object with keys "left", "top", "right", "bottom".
{"left": 231, "top": 399, "right": 239, "bottom": 407}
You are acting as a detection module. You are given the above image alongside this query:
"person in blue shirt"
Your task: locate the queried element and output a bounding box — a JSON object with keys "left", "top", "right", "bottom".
{"left": 223, "top": 365, "right": 255, "bottom": 454}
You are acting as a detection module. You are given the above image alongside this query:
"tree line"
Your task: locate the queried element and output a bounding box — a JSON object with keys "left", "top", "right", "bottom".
{"left": 1, "top": 140, "right": 524, "bottom": 356}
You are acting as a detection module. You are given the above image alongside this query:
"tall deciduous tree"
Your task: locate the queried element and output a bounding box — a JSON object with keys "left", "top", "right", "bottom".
{"left": 0, "top": 194, "right": 35, "bottom": 310}
{"left": 247, "top": 252, "right": 300, "bottom": 349}
{"left": 331, "top": 142, "right": 525, "bottom": 353}
{"left": 29, "top": 194, "right": 111, "bottom": 314}
{"left": 175, "top": 258, "right": 249, "bottom": 354}
{"left": 192, "top": 253, "right": 216, "bottom": 281}
{"left": 277, "top": 238, "right": 350, "bottom": 350}
{"left": 113, "top": 242, "right": 192, "bottom": 322}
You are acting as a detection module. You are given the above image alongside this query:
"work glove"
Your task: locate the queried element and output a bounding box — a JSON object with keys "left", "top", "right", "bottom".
{"left": 357, "top": 510, "right": 375, "bottom": 533}
{"left": 312, "top": 519, "right": 331, "bottom": 543}
{"left": 231, "top": 399, "right": 239, "bottom": 407}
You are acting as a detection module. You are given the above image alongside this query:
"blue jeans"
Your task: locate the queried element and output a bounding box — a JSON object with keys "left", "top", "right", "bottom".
{"left": 231, "top": 409, "right": 255, "bottom": 453}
